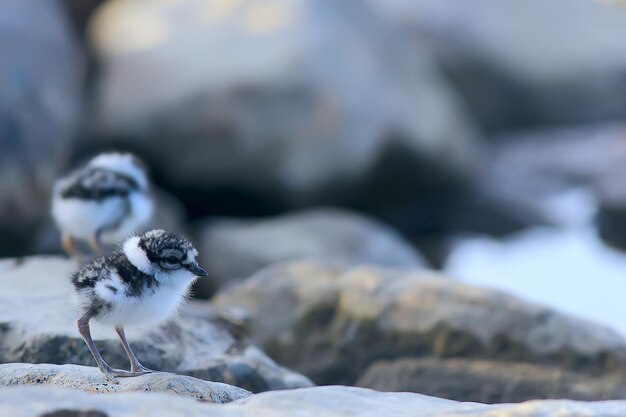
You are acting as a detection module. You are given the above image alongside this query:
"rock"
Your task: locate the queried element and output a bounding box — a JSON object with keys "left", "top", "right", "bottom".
{"left": 356, "top": 357, "right": 626, "bottom": 403}
{"left": 87, "top": 0, "right": 482, "bottom": 211}
{"left": 195, "top": 208, "right": 426, "bottom": 294}
{"left": 0, "top": 0, "right": 84, "bottom": 257}
{"left": 0, "top": 256, "right": 312, "bottom": 393}
{"left": 473, "top": 124, "right": 626, "bottom": 248}
{"left": 228, "top": 385, "right": 481, "bottom": 416}
{"left": 370, "top": 0, "right": 626, "bottom": 131}
{"left": 442, "top": 209, "right": 626, "bottom": 339}
{"left": 61, "top": 0, "right": 107, "bottom": 37}
{"left": 144, "top": 187, "right": 188, "bottom": 235}
{"left": 4, "top": 385, "right": 626, "bottom": 416}
{"left": 0, "top": 363, "right": 250, "bottom": 403}
{"left": 214, "top": 261, "right": 626, "bottom": 388}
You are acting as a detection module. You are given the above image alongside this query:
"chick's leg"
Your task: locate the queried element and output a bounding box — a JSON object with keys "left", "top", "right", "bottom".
{"left": 62, "top": 233, "right": 78, "bottom": 258}
{"left": 77, "top": 315, "right": 144, "bottom": 378}
{"left": 115, "top": 326, "right": 154, "bottom": 374}
{"left": 88, "top": 232, "right": 101, "bottom": 254}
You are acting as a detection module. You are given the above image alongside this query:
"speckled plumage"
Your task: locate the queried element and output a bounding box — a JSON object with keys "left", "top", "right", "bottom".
{"left": 71, "top": 250, "right": 158, "bottom": 317}
{"left": 72, "top": 229, "right": 203, "bottom": 324}
{"left": 72, "top": 230, "right": 208, "bottom": 378}
{"left": 60, "top": 167, "right": 140, "bottom": 200}
{"left": 52, "top": 152, "right": 154, "bottom": 253}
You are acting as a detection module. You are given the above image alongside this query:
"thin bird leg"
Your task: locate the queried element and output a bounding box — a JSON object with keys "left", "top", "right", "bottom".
{"left": 88, "top": 232, "right": 102, "bottom": 254}
{"left": 77, "top": 315, "right": 144, "bottom": 378}
{"left": 115, "top": 326, "right": 154, "bottom": 374}
{"left": 61, "top": 233, "right": 78, "bottom": 259}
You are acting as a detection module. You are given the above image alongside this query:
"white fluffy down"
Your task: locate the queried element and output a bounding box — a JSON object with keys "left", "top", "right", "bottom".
{"left": 85, "top": 268, "right": 198, "bottom": 327}
{"left": 52, "top": 191, "right": 153, "bottom": 243}
{"left": 51, "top": 152, "right": 152, "bottom": 243}
{"left": 122, "top": 236, "right": 152, "bottom": 274}
{"left": 88, "top": 153, "right": 148, "bottom": 190}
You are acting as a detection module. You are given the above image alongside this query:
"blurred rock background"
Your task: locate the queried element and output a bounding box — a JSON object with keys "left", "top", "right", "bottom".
{"left": 3, "top": 0, "right": 626, "bottom": 406}
{"left": 6, "top": 0, "right": 626, "bottom": 258}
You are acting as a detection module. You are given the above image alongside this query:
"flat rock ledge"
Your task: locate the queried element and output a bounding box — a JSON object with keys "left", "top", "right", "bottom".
{"left": 3, "top": 385, "right": 626, "bottom": 417}
{"left": 0, "top": 363, "right": 251, "bottom": 403}
{"left": 0, "top": 256, "right": 312, "bottom": 393}
{"left": 214, "top": 260, "right": 626, "bottom": 390}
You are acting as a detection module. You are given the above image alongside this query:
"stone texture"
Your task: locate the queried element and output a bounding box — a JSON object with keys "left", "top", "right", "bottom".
{"left": 0, "top": 0, "right": 84, "bottom": 257}
{"left": 0, "top": 256, "right": 312, "bottom": 393}
{"left": 214, "top": 261, "right": 626, "bottom": 386}
{"left": 87, "top": 0, "right": 481, "bottom": 210}
{"left": 0, "top": 363, "right": 250, "bottom": 403}
{"left": 368, "top": 0, "right": 626, "bottom": 130}
{"left": 357, "top": 357, "right": 626, "bottom": 403}
{"left": 473, "top": 124, "right": 626, "bottom": 248}
{"left": 195, "top": 208, "right": 426, "bottom": 293}
{"left": 4, "top": 385, "right": 626, "bottom": 416}
{"left": 61, "top": 0, "right": 107, "bottom": 36}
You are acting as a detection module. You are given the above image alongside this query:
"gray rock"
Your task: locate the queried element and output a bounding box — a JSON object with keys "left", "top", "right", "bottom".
{"left": 145, "top": 187, "right": 188, "bottom": 235}
{"left": 62, "top": 0, "right": 107, "bottom": 36}
{"left": 0, "top": 0, "right": 84, "bottom": 256}
{"left": 195, "top": 208, "right": 426, "bottom": 294}
{"left": 474, "top": 124, "right": 626, "bottom": 247}
{"left": 214, "top": 261, "right": 626, "bottom": 388}
{"left": 87, "top": 0, "right": 481, "bottom": 208}
{"left": 0, "top": 363, "right": 250, "bottom": 403}
{"left": 367, "top": 0, "right": 626, "bottom": 130}
{"left": 228, "top": 385, "right": 481, "bottom": 416}
{"left": 0, "top": 256, "right": 312, "bottom": 393}
{"left": 4, "top": 385, "right": 626, "bottom": 416}
{"left": 357, "top": 357, "right": 626, "bottom": 403}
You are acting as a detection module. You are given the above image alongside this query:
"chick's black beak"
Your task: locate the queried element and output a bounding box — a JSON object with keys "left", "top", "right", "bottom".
{"left": 187, "top": 262, "right": 208, "bottom": 277}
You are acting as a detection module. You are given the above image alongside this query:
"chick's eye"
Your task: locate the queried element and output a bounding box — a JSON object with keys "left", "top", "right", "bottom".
{"left": 165, "top": 256, "right": 179, "bottom": 264}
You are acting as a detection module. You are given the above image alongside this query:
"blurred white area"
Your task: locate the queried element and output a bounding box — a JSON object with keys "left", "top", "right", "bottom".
{"left": 445, "top": 189, "right": 626, "bottom": 337}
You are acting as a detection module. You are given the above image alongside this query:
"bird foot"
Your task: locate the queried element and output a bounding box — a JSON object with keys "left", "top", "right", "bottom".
{"left": 131, "top": 365, "right": 156, "bottom": 374}
{"left": 102, "top": 367, "right": 149, "bottom": 379}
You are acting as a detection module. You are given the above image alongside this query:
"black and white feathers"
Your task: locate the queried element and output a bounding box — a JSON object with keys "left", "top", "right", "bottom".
{"left": 71, "top": 230, "right": 208, "bottom": 327}
{"left": 52, "top": 152, "right": 153, "bottom": 247}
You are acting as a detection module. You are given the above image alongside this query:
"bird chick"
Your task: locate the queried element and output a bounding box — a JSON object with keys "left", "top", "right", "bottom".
{"left": 51, "top": 152, "right": 153, "bottom": 257}
{"left": 71, "top": 229, "right": 208, "bottom": 377}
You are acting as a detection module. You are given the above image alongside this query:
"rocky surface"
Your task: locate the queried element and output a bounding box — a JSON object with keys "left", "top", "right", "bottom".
{"left": 0, "top": 363, "right": 250, "bottom": 403}
{"left": 472, "top": 124, "right": 626, "bottom": 248}
{"left": 4, "top": 385, "right": 626, "bottom": 416}
{"left": 0, "top": 256, "right": 312, "bottom": 393}
{"left": 214, "top": 261, "right": 626, "bottom": 391}
{"left": 195, "top": 208, "right": 426, "bottom": 293}
{"left": 368, "top": 0, "right": 626, "bottom": 130}
{"left": 62, "top": 0, "right": 107, "bottom": 36}
{"left": 87, "top": 0, "right": 482, "bottom": 210}
{"left": 357, "top": 357, "right": 626, "bottom": 403}
{"left": 0, "top": 0, "right": 84, "bottom": 257}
